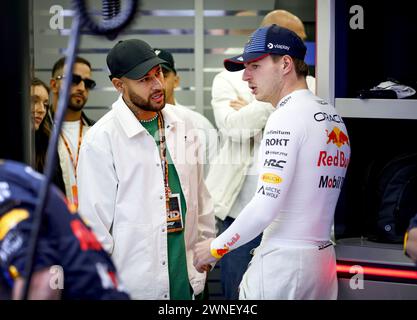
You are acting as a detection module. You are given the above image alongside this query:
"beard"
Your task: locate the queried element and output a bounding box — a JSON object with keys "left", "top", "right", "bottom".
{"left": 127, "top": 87, "right": 166, "bottom": 113}
{"left": 67, "top": 93, "right": 87, "bottom": 112}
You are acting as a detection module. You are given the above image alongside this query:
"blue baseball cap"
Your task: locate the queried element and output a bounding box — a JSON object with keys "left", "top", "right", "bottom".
{"left": 224, "top": 24, "right": 307, "bottom": 72}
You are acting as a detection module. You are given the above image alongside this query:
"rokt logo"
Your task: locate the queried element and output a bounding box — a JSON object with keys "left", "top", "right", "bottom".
{"left": 265, "top": 138, "right": 289, "bottom": 147}
{"left": 326, "top": 127, "right": 350, "bottom": 148}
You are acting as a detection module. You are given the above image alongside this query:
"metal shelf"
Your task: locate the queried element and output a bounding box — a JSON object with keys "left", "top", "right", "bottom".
{"left": 336, "top": 98, "right": 417, "bottom": 120}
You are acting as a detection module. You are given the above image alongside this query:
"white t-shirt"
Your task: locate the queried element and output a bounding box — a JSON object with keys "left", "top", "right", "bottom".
{"left": 211, "top": 89, "right": 350, "bottom": 253}
{"left": 58, "top": 120, "right": 89, "bottom": 205}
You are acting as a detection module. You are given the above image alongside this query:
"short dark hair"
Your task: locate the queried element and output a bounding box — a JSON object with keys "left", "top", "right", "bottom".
{"left": 51, "top": 56, "right": 92, "bottom": 77}
{"left": 271, "top": 54, "right": 309, "bottom": 78}
{"left": 31, "top": 77, "right": 50, "bottom": 95}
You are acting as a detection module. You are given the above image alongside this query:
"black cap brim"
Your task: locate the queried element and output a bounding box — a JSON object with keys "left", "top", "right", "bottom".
{"left": 224, "top": 52, "right": 270, "bottom": 72}
{"left": 122, "top": 56, "right": 167, "bottom": 80}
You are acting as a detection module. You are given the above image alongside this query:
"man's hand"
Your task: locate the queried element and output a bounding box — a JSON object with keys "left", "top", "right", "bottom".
{"left": 193, "top": 238, "right": 218, "bottom": 273}
{"left": 406, "top": 227, "right": 417, "bottom": 262}
{"left": 230, "top": 96, "right": 249, "bottom": 111}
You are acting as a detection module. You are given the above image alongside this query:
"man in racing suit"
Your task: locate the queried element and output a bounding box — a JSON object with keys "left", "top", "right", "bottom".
{"left": 194, "top": 24, "right": 350, "bottom": 299}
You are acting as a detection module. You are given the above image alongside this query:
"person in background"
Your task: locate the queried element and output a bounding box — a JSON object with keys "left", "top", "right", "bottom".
{"left": 206, "top": 9, "right": 315, "bottom": 300}
{"left": 31, "top": 78, "right": 49, "bottom": 131}
{"left": 154, "top": 48, "right": 218, "bottom": 175}
{"left": 47, "top": 56, "right": 96, "bottom": 207}
{"left": 195, "top": 24, "right": 349, "bottom": 300}
{"left": 32, "top": 78, "right": 66, "bottom": 193}
{"left": 0, "top": 160, "right": 129, "bottom": 300}
{"left": 77, "top": 39, "right": 215, "bottom": 300}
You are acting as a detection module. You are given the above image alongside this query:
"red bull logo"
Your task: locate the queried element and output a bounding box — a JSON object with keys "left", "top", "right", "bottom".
{"left": 326, "top": 127, "right": 350, "bottom": 148}
{"left": 211, "top": 246, "right": 229, "bottom": 259}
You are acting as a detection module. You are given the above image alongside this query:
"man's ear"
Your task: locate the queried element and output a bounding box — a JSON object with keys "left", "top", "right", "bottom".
{"left": 282, "top": 55, "right": 293, "bottom": 74}
{"left": 111, "top": 78, "right": 124, "bottom": 93}
{"left": 50, "top": 78, "right": 59, "bottom": 94}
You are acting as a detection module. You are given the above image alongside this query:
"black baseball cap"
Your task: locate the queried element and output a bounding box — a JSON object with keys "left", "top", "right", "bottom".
{"left": 224, "top": 24, "right": 307, "bottom": 72}
{"left": 154, "top": 48, "right": 176, "bottom": 74}
{"left": 106, "top": 39, "right": 167, "bottom": 80}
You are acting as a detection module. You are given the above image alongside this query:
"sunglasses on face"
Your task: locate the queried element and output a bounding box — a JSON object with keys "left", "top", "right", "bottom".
{"left": 56, "top": 74, "right": 96, "bottom": 90}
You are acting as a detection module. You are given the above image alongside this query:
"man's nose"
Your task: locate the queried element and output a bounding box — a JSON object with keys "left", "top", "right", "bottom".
{"left": 74, "top": 79, "right": 86, "bottom": 91}
{"left": 151, "top": 76, "right": 163, "bottom": 89}
{"left": 242, "top": 68, "right": 250, "bottom": 82}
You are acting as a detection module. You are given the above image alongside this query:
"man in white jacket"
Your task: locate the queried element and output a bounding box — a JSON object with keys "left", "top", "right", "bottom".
{"left": 206, "top": 10, "right": 315, "bottom": 299}
{"left": 77, "top": 39, "right": 215, "bottom": 300}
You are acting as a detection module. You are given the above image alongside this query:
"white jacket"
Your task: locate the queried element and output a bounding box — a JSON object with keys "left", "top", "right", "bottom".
{"left": 206, "top": 69, "right": 275, "bottom": 220}
{"left": 77, "top": 95, "right": 215, "bottom": 299}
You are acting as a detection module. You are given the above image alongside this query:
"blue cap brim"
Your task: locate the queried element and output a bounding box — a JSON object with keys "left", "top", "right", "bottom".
{"left": 224, "top": 52, "right": 270, "bottom": 72}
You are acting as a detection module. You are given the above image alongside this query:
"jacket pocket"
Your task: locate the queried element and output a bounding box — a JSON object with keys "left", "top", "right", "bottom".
{"left": 112, "top": 223, "right": 153, "bottom": 298}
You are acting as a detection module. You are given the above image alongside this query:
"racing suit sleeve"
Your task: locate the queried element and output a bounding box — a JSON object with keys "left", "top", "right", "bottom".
{"left": 210, "top": 110, "right": 306, "bottom": 256}
{"left": 211, "top": 71, "right": 275, "bottom": 141}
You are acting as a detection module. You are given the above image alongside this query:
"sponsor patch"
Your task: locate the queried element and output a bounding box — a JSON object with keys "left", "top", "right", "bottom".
{"left": 261, "top": 173, "right": 283, "bottom": 184}
{"left": 318, "top": 175, "right": 345, "bottom": 189}
{"left": 265, "top": 150, "right": 288, "bottom": 157}
{"left": 317, "top": 150, "right": 349, "bottom": 168}
{"left": 211, "top": 246, "right": 229, "bottom": 259}
{"left": 279, "top": 96, "right": 292, "bottom": 107}
{"left": 264, "top": 159, "right": 286, "bottom": 169}
{"left": 314, "top": 112, "right": 344, "bottom": 124}
{"left": 0, "top": 230, "right": 23, "bottom": 264}
{"left": 0, "top": 209, "right": 29, "bottom": 241}
{"left": 265, "top": 129, "right": 290, "bottom": 136}
{"left": 226, "top": 233, "right": 241, "bottom": 247}
{"left": 257, "top": 185, "right": 281, "bottom": 198}
{"left": 326, "top": 127, "right": 349, "bottom": 148}
{"left": 70, "top": 220, "right": 102, "bottom": 251}
{"left": 265, "top": 138, "right": 289, "bottom": 147}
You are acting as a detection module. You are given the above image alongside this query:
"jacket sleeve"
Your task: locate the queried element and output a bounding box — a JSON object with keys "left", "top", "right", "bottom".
{"left": 211, "top": 71, "right": 275, "bottom": 141}
{"left": 77, "top": 141, "right": 117, "bottom": 254}
{"left": 195, "top": 129, "right": 216, "bottom": 242}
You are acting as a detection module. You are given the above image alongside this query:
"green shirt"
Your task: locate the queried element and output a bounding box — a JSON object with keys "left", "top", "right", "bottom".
{"left": 140, "top": 115, "right": 192, "bottom": 300}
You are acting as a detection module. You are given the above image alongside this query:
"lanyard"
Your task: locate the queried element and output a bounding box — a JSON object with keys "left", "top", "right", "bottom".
{"left": 156, "top": 112, "right": 171, "bottom": 210}
{"left": 60, "top": 118, "right": 83, "bottom": 179}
